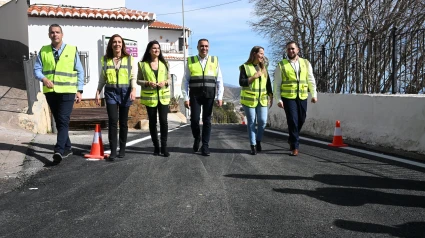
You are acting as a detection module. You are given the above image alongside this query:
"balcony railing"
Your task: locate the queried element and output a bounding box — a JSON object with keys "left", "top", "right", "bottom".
{"left": 159, "top": 43, "right": 182, "bottom": 54}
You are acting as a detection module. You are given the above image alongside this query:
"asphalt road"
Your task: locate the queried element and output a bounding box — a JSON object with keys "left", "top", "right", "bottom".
{"left": 1, "top": 125, "right": 424, "bottom": 237}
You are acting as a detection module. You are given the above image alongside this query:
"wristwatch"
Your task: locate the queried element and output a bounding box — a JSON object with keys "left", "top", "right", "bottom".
{"left": 78, "top": 90, "right": 83, "bottom": 94}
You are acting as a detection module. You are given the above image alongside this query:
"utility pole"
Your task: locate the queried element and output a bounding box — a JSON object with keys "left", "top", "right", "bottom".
{"left": 182, "top": 0, "right": 190, "bottom": 122}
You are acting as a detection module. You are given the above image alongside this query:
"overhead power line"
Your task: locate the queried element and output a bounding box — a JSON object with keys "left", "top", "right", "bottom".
{"left": 157, "top": 0, "right": 243, "bottom": 16}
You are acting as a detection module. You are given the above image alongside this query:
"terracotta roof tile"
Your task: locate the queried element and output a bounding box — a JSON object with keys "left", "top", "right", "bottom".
{"left": 28, "top": 4, "right": 156, "bottom": 22}
{"left": 150, "top": 21, "right": 190, "bottom": 31}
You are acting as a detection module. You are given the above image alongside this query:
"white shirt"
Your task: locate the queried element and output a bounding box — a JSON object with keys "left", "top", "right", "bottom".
{"left": 181, "top": 54, "right": 224, "bottom": 101}
{"left": 273, "top": 57, "right": 317, "bottom": 102}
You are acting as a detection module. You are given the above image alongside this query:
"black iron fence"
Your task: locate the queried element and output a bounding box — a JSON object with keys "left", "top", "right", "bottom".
{"left": 304, "top": 28, "right": 425, "bottom": 94}
{"left": 23, "top": 52, "right": 40, "bottom": 115}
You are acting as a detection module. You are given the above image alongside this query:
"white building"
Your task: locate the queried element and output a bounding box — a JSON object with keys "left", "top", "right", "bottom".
{"left": 27, "top": 0, "right": 190, "bottom": 100}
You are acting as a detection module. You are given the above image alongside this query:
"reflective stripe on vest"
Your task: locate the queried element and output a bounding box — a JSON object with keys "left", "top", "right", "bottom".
{"left": 240, "top": 63, "right": 268, "bottom": 107}
{"left": 101, "top": 56, "right": 132, "bottom": 88}
{"left": 278, "top": 58, "right": 309, "bottom": 99}
{"left": 187, "top": 56, "right": 218, "bottom": 89}
{"left": 40, "top": 45, "right": 78, "bottom": 93}
{"left": 139, "top": 61, "right": 170, "bottom": 107}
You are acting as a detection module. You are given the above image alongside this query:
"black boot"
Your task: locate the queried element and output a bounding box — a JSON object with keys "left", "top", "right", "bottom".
{"left": 256, "top": 140, "right": 262, "bottom": 152}
{"left": 161, "top": 141, "right": 170, "bottom": 157}
{"left": 193, "top": 137, "right": 201, "bottom": 152}
{"left": 118, "top": 125, "right": 127, "bottom": 158}
{"left": 118, "top": 142, "right": 126, "bottom": 158}
{"left": 153, "top": 139, "right": 160, "bottom": 156}
{"left": 108, "top": 149, "right": 117, "bottom": 161}
{"left": 250, "top": 145, "right": 257, "bottom": 155}
{"left": 108, "top": 129, "right": 117, "bottom": 162}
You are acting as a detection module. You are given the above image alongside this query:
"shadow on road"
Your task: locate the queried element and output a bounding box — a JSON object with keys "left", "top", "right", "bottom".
{"left": 224, "top": 174, "right": 425, "bottom": 191}
{"left": 333, "top": 219, "right": 425, "bottom": 237}
{"left": 225, "top": 173, "right": 425, "bottom": 208}
{"left": 272, "top": 187, "right": 425, "bottom": 208}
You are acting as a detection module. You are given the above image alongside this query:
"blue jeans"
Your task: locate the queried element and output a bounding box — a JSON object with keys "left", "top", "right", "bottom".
{"left": 45, "top": 92, "right": 75, "bottom": 155}
{"left": 242, "top": 104, "right": 268, "bottom": 145}
{"left": 282, "top": 97, "right": 308, "bottom": 149}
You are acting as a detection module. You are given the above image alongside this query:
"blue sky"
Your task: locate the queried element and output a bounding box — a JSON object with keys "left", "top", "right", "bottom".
{"left": 126, "top": 0, "right": 270, "bottom": 87}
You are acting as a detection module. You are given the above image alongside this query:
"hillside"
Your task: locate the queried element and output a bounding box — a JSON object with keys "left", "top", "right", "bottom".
{"left": 223, "top": 85, "right": 241, "bottom": 103}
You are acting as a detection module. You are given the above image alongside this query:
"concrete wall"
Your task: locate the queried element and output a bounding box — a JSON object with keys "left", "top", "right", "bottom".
{"left": 268, "top": 93, "right": 425, "bottom": 154}
{"left": 28, "top": 17, "right": 149, "bottom": 99}
{"left": 30, "top": 0, "right": 125, "bottom": 8}
{"left": 0, "top": 0, "right": 28, "bottom": 45}
{"left": 0, "top": 0, "right": 29, "bottom": 90}
{"left": 0, "top": 0, "right": 29, "bottom": 62}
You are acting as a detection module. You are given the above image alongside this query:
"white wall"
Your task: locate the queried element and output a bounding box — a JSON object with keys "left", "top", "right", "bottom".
{"left": 149, "top": 29, "right": 184, "bottom": 48}
{"left": 268, "top": 93, "right": 425, "bottom": 154}
{"left": 28, "top": 17, "right": 149, "bottom": 99}
{"left": 168, "top": 60, "right": 185, "bottom": 98}
{"left": 30, "top": 0, "right": 125, "bottom": 9}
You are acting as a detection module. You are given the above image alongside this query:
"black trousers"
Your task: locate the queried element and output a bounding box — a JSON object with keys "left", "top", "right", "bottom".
{"left": 146, "top": 102, "right": 168, "bottom": 147}
{"left": 282, "top": 97, "right": 308, "bottom": 149}
{"left": 45, "top": 92, "right": 75, "bottom": 155}
{"left": 190, "top": 96, "right": 214, "bottom": 147}
{"left": 106, "top": 103, "right": 129, "bottom": 154}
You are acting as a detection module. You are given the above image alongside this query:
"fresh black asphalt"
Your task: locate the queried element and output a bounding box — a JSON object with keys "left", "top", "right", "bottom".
{"left": 1, "top": 125, "right": 424, "bottom": 237}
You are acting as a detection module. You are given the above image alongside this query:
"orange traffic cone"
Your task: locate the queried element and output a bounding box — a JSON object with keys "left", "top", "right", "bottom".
{"left": 84, "top": 124, "right": 108, "bottom": 160}
{"left": 328, "top": 120, "right": 348, "bottom": 147}
{"left": 242, "top": 116, "right": 247, "bottom": 125}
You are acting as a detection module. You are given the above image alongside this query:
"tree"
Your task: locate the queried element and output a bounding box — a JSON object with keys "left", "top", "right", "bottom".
{"left": 249, "top": 0, "right": 425, "bottom": 93}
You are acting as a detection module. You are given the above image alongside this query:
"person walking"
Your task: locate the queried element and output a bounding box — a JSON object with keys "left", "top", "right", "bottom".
{"left": 182, "top": 39, "right": 224, "bottom": 156}
{"left": 95, "top": 34, "right": 137, "bottom": 161}
{"left": 137, "top": 40, "right": 171, "bottom": 157}
{"left": 34, "top": 24, "right": 84, "bottom": 165}
{"left": 239, "top": 46, "right": 273, "bottom": 155}
{"left": 273, "top": 41, "right": 318, "bottom": 156}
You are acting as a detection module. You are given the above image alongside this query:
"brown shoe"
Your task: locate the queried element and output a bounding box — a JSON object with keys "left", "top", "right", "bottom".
{"left": 290, "top": 149, "right": 299, "bottom": 156}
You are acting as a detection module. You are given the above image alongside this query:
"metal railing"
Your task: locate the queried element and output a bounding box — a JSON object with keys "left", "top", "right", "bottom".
{"left": 23, "top": 52, "right": 40, "bottom": 115}
{"left": 304, "top": 28, "right": 425, "bottom": 94}
{"left": 79, "top": 51, "right": 90, "bottom": 84}
{"left": 159, "top": 43, "right": 181, "bottom": 53}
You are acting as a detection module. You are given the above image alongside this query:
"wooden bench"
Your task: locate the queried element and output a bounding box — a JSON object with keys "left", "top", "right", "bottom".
{"left": 70, "top": 107, "right": 109, "bottom": 129}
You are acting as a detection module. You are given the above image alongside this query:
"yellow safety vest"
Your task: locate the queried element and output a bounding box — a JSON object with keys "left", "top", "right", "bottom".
{"left": 187, "top": 56, "right": 218, "bottom": 89}
{"left": 101, "top": 56, "right": 133, "bottom": 88}
{"left": 139, "top": 61, "right": 170, "bottom": 107}
{"left": 240, "top": 63, "right": 268, "bottom": 107}
{"left": 278, "top": 58, "right": 309, "bottom": 99}
{"left": 40, "top": 45, "right": 78, "bottom": 93}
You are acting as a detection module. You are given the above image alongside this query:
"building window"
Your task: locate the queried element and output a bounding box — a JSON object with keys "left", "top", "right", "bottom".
{"left": 78, "top": 51, "right": 90, "bottom": 84}
{"left": 178, "top": 37, "right": 184, "bottom": 53}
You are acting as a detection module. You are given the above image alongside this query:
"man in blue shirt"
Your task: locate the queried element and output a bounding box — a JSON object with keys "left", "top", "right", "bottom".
{"left": 34, "top": 24, "right": 85, "bottom": 165}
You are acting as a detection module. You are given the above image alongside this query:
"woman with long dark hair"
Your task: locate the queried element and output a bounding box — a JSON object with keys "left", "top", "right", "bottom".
{"left": 239, "top": 46, "right": 273, "bottom": 155}
{"left": 137, "top": 40, "right": 171, "bottom": 157}
{"left": 96, "top": 34, "right": 137, "bottom": 161}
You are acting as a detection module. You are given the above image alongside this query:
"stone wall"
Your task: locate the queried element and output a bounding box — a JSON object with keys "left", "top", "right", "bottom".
{"left": 19, "top": 92, "right": 52, "bottom": 133}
